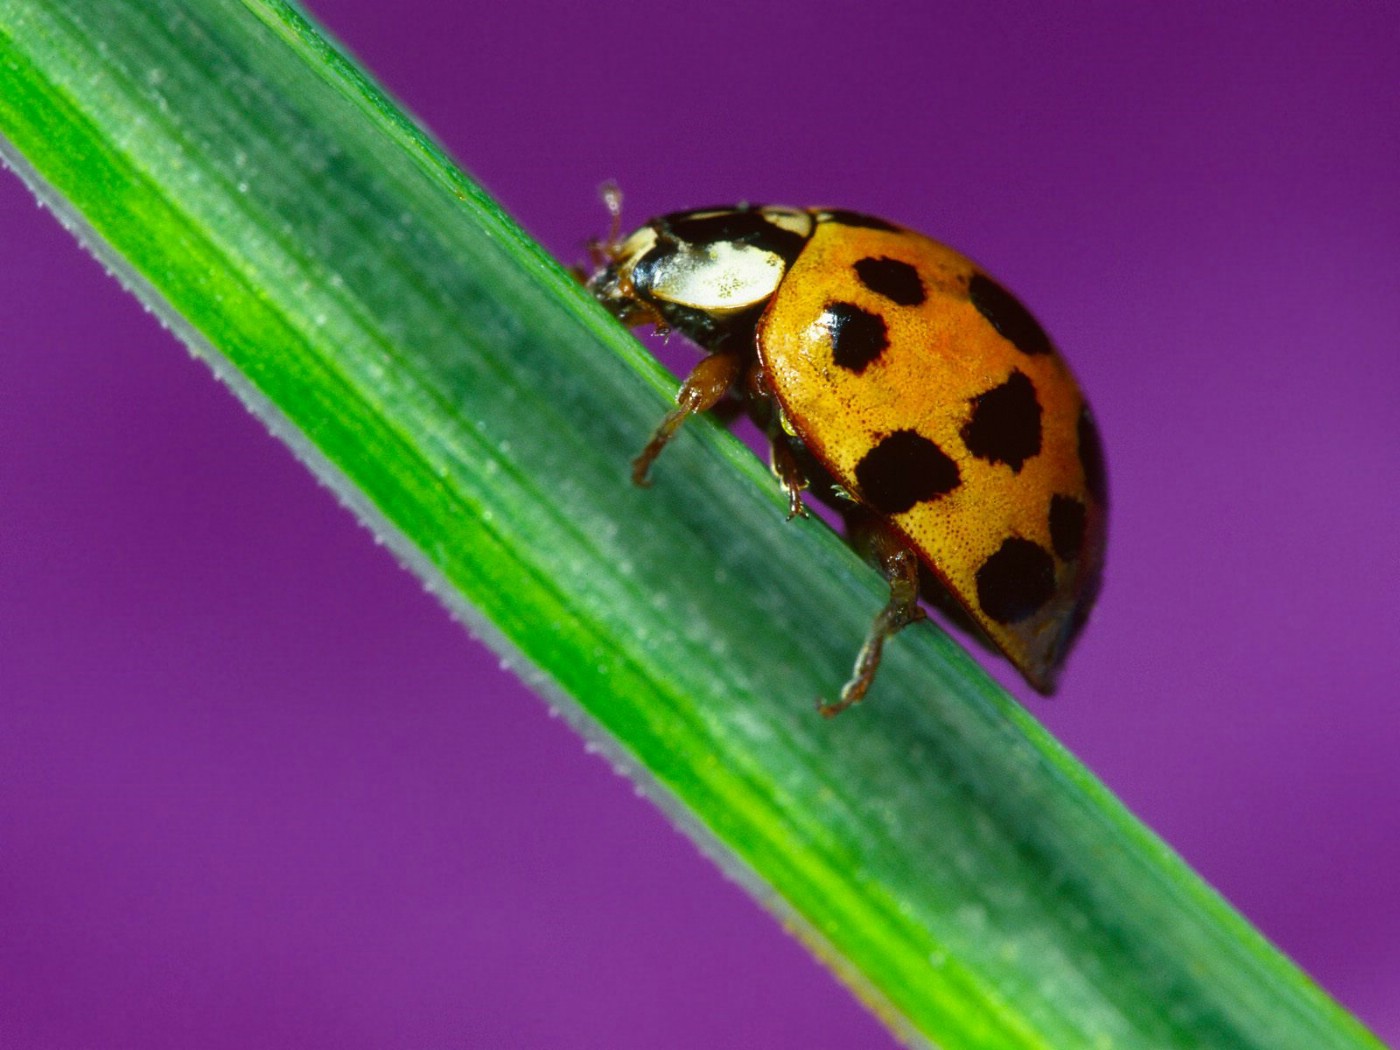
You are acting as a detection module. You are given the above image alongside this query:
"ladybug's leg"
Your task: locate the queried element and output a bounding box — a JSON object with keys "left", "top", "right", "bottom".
{"left": 768, "top": 427, "right": 810, "bottom": 521}
{"left": 632, "top": 351, "right": 742, "bottom": 486}
{"left": 819, "top": 514, "right": 927, "bottom": 717}
{"left": 744, "top": 364, "right": 809, "bottom": 520}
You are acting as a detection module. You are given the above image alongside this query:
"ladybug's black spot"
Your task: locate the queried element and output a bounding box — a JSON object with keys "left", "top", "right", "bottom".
{"left": 823, "top": 302, "right": 888, "bottom": 374}
{"left": 976, "top": 538, "right": 1057, "bottom": 625}
{"left": 969, "top": 273, "right": 1052, "bottom": 356}
{"left": 960, "top": 369, "right": 1042, "bottom": 472}
{"left": 1077, "top": 409, "right": 1108, "bottom": 504}
{"left": 854, "top": 257, "right": 926, "bottom": 306}
{"left": 820, "top": 209, "right": 899, "bottom": 232}
{"left": 855, "top": 430, "right": 960, "bottom": 515}
{"left": 662, "top": 208, "right": 806, "bottom": 264}
{"left": 1049, "top": 495, "right": 1087, "bottom": 561}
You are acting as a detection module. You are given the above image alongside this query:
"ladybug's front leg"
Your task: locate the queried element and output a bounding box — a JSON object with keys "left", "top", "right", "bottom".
{"left": 632, "top": 351, "right": 742, "bottom": 486}
{"left": 819, "top": 513, "right": 927, "bottom": 717}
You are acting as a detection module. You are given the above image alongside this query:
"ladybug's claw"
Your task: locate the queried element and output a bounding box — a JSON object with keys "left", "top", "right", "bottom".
{"left": 630, "top": 431, "right": 670, "bottom": 487}
{"left": 785, "top": 487, "right": 808, "bottom": 521}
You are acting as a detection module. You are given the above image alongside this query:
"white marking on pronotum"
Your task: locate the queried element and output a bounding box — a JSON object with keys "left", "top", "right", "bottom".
{"left": 647, "top": 241, "right": 786, "bottom": 313}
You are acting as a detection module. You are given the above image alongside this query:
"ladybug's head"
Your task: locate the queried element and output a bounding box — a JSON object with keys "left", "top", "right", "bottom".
{"left": 588, "top": 205, "right": 813, "bottom": 349}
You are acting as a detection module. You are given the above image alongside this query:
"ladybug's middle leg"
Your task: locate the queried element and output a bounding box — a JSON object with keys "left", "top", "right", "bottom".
{"left": 767, "top": 422, "right": 810, "bottom": 521}
{"left": 742, "top": 363, "right": 810, "bottom": 520}
{"left": 820, "top": 512, "right": 927, "bottom": 717}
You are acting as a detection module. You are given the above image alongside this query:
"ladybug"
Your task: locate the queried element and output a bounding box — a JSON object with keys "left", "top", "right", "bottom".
{"left": 585, "top": 190, "right": 1106, "bottom": 714}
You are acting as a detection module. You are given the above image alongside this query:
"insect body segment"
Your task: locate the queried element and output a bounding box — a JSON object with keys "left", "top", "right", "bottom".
{"left": 587, "top": 203, "right": 1105, "bottom": 710}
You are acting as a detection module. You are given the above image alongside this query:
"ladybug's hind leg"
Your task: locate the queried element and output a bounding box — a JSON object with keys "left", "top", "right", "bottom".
{"left": 819, "top": 513, "right": 926, "bottom": 717}
{"left": 632, "top": 351, "right": 742, "bottom": 486}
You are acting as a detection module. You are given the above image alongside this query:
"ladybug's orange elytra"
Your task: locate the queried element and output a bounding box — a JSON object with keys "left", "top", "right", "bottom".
{"left": 586, "top": 200, "right": 1106, "bottom": 713}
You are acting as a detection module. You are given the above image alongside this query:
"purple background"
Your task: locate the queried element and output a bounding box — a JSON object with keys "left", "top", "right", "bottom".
{"left": 2, "top": 2, "right": 1396, "bottom": 1046}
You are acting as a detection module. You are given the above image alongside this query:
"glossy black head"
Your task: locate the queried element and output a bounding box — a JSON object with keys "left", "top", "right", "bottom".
{"left": 588, "top": 205, "right": 814, "bottom": 351}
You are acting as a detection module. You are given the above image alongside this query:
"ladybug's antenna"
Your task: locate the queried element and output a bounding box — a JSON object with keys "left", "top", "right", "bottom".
{"left": 599, "top": 179, "right": 624, "bottom": 248}
{"left": 582, "top": 180, "right": 626, "bottom": 274}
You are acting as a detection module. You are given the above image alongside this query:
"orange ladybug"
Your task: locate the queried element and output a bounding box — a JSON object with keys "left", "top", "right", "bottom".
{"left": 586, "top": 194, "right": 1105, "bottom": 714}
